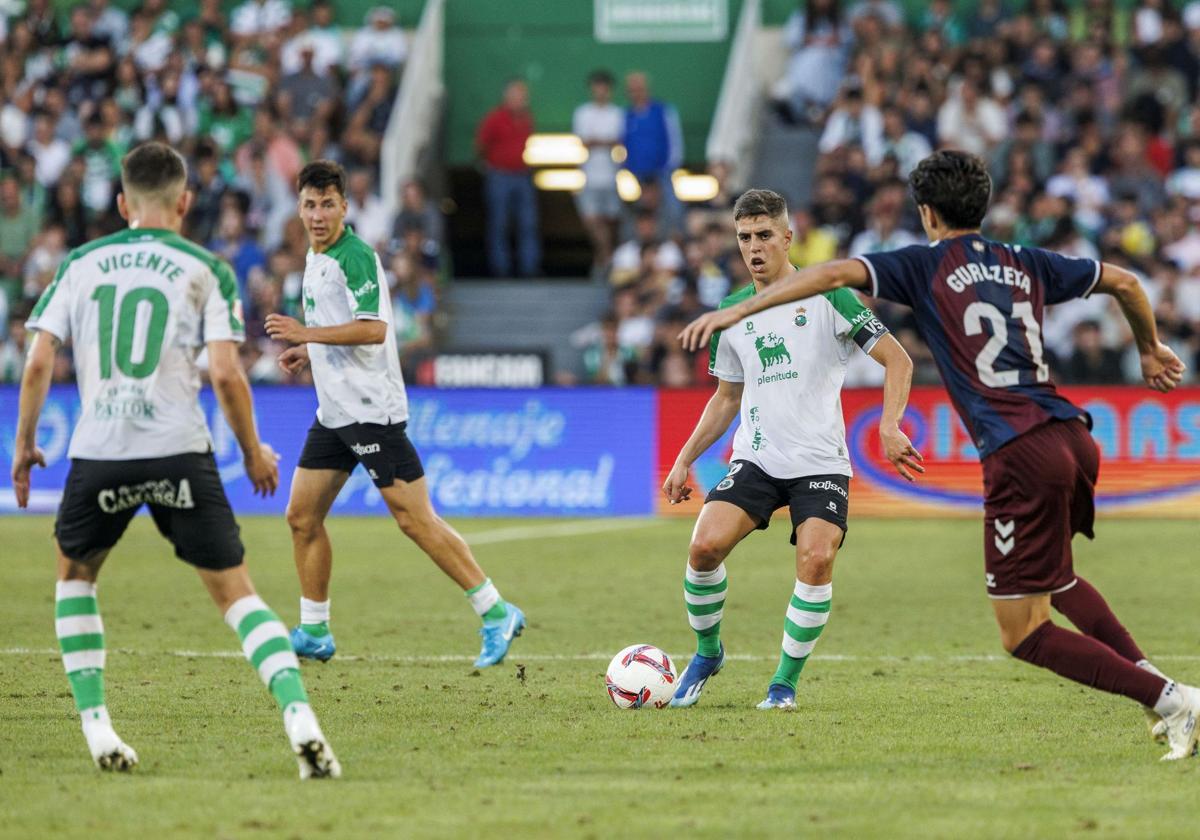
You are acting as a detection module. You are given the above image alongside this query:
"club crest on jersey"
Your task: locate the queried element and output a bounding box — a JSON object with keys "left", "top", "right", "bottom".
{"left": 794, "top": 306, "right": 807, "bottom": 327}
{"left": 755, "top": 333, "right": 792, "bottom": 370}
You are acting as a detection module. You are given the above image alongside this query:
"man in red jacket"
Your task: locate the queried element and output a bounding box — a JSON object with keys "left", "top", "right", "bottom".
{"left": 476, "top": 79, "right": 541, "bottom": 277}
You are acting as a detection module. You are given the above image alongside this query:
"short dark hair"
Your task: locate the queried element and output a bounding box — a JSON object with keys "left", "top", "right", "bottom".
{"left": 733, "top": 188, "right": 788, "bottom": 222}
{"left": 297, "top": 159, "right": 346, "bottom": 196}
{"left": 121, "top": 142, "right": 187, "bottom": 195}
{"left": 588, "top": 69, "right": 614, "bottom": 86}
{"left": 909, "top": 150, "right": 991, "bottom": 229}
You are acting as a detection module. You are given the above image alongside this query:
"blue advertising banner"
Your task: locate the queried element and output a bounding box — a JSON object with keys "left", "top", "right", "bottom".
{"left": 0, "top": 386, "right": 658, "bottom": 517}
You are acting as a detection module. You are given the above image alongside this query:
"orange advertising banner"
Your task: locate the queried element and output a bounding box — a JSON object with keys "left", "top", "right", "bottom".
{"left": 656, "top": 387, "right": 1200, "bottom": 518}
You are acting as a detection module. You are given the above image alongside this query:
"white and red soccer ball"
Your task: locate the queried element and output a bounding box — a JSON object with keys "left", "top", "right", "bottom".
{"left": 605, "top": 644, "right": 677, "bottom": 709}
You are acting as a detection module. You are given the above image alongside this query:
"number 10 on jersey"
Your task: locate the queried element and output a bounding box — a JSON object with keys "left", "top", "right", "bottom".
{"left": 91, "top": 284, "right": 169, "bottom": 379}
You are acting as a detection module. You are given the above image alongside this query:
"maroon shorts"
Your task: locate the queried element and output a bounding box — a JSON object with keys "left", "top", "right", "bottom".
{"left": 981, "top": 418, "right": 1099, "bottom": 598}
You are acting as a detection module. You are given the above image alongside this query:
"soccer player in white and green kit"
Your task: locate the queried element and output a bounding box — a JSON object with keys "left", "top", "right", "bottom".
{"left": 10, "top": 143, "right": 339, "bottom": 777}
{"left": 663, "top": 189, "right": 923, "bottom": 709}
{"left": 264, "top": 161, "right": 524, "bottom": 667}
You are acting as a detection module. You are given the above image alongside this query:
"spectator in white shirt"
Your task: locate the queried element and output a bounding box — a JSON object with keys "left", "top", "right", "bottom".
{"left": 25, "top": 112, "right": 71, "bottom": 188}
{"left": 818, "top": 84, "right": 883, "bottom": 161}
{"left": 281, "top": 1, "right": 343, "bottom": 76}
{"left": 847, "top": 180, "right": 921, "bottom": 257}
{"left": 878, "top": 105, "right": 932, "bottom": 177}
{"left": 348, "top": 7, "right": 407, "bottom": 102}
{"left": 230, "top": 0, "right": 292, "bottom": 48}
{"left": 572, "top": 70, "right": 624, "bottom": 273}
{"left": 937, "top": 78, "right": 1006, "bottom": 156}
{"left": 345, "top": 168, "right": 392, "bottom": 253}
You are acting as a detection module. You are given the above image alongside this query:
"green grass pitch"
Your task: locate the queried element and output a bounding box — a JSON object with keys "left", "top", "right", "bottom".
{"left": 2, "top": 515, "right": 1198, "bottom": 838}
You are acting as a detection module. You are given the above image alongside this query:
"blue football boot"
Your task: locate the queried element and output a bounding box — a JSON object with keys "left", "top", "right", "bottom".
{"left": 474, "top": 603, "right": 525, "bottom": 668}
{"left": 669, "top": 644, "right": 725, "bottom": 708}
{"left": 290, "top": 625, "right": 336, "bottom": 662}
{"left": 756, "top": 683, "right": 796, "bottom": 710}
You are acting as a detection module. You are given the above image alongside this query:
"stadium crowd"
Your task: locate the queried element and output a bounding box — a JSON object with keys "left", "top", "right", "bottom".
{"left": 0, "top": 0, "right": 443, "bottom": 385}
{"left": 2, "top": 1, "right": 1200, "bottom": 390}
{"left": 583, "top": 0, "right": 1200, "bottom": 388}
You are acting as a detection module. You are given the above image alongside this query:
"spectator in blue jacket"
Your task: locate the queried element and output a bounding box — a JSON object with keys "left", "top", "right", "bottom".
{"left": 623, "top": 72, "right": 684, "bottom": 230}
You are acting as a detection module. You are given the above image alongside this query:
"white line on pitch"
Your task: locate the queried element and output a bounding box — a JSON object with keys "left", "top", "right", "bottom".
{"left": 459, "top": 518, "right": 667, "bottom": 546}
{"left": 6, "top": 647, "right": 1200, "bottom": 664}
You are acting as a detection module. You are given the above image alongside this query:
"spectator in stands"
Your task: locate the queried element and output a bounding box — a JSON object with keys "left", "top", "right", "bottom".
{"left": 937, "top": 77, "right": 1006, "bottom": 156}
{"left": 88, "top": 0, "right": 129, "bottom": 52}
{"left": 611, "top": 209, "right": 683, "bottom": 288}
{"left": 345, "top": 168, "right": 391, "bottom": 252}
{"left": 390, "top": 245, "right": 437, "bottom": 375}
{"left": 277, "top": 40, "right": 338, "bottom": 124}
{"left": 63, "top": 5, "right": 116, "bottom": 112}
{"left": 573, "top": 70, "right": 624, "bottom": 275}
{"left": 847, "top": 179, "right": 921, "bottom": 256}
{"left": 476, "top": 78, "right": 540, "bottom": 277}
{"left": 348, "top": 7, "right": 408, "bottom": 102}
{"left": 622, "top": 71, "right": 683, "bottom": 229}
{"left": 391, "top": 181, "right": 445, "bottom": 257}
{"left": 230, "top": 0, "right": 292, "bottom": 49}
{"left": 343, "top": 61, "right": 397, "bottom": 168}
{"left": 208, "top": 201, "right": 265, "bottom": 296}
{"left": 26, "top": 111, "right": 70, "bottom": 189}
{"left": 787, "top": 206, "right": 838, "bottom": 268}
{"left": 582, "top": 312, "right": 637, "bottom": 386}
{"left": 773, "top": 0, "right": 853, "bottom": 124}
{"left": 818, "top": 81, "right": 884, "bottom": 161}
{"left": 878, "top": 105, "right": 931, "bottom": 178}
{"left": 282, "top": 1, "right": 343, "bottom": 76}
{"left": 0, "top": 174, "right": 38, "bottom": 307}
{"left": 1061, "top": 320, "right": 1126, "bottom": 384}
{"left": 233, "top": 143, "right": 293, "bottom": 252}
{"left": 0, "top": 313, "right": 28, "bottom": 383}
{"left": 46, "top": 177, "right": 88, "bottom": 249}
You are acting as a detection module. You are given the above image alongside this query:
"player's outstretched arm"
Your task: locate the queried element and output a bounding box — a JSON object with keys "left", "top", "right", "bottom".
{"left": 1094, "top": 263, "right": 1186, "bottom": 393}
{"left": 663, "top": 378, "right": 743, "bottom": 504}
{"left": 207, "top": 340, "right": 279, "bottom": 497}
{"left": 264, "top": 313, "right": 387, "bottom": 346}
{"left": 867, "top": 333, "right": 924, "bottom": 482}
{"left": 679, "top": 260, "right": 870, "bottom": 352}
{"left": 11, "top": 331, "right": 57, "bottom": 508}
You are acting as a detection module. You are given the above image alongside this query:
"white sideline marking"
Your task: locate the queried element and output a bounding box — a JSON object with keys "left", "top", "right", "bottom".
{"left": 6, "top": 647, "right": 1200, "bottom": 664}
{"left": 460, "top": 518, "right": 666, "bottom": 546}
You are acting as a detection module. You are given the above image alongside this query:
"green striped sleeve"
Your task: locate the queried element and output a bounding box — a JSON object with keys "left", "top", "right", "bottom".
{"left": 334, "top": 239, "right": 382, "bottom": 318}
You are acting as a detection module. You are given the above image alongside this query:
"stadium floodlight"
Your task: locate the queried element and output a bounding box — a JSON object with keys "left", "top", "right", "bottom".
{"left": 523, "top": 134, "right": 588, "bottom": 167}
{"left": 616, "top": 169, "right": 641, "bottom": 202}
{"left": 532, "top": 169, "right": 587, "bottom": 191}
{"left": 671, "top": 170, "right": 720, "bottom": 202}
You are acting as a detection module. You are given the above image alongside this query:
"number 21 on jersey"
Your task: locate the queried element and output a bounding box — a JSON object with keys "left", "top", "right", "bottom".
{"left": 963, "top": 300, "right": 1049, "bottom": 388}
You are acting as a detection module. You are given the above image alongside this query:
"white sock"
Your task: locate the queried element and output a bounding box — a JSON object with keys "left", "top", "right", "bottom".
{"left": 1137, "top": 659, "right": 1169, "bottom": 680}
{"left": 685, "top": 564, "right": 726, "bottom": 587}
{"left": 300, "top": 598, "right": 330, "bottom": 626}
{"left": 466, "top": 579, "right": 501, "bottom": 617}
{"left": 1153, "top": 680, "right": 1185, "bottom": 718}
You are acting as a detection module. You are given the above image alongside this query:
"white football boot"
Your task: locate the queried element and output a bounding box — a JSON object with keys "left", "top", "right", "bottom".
{"left": 1137, "top": 660, "right": 1169, "bottom": 744}
{"left": 82, "top": 711, "right": 138, "bottom": 771}
{"left": 285, "top": 703, "right": 341, "bottom": 779}
{"left": 1158, "top": 683, "right": 1200, "bottom": 762}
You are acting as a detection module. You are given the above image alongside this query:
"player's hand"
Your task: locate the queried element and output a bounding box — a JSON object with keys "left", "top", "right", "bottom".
{"left": 265, "top": 314, "right": 309, "bottom": 345}
{"left": 245, "top": 442, "right": 280, "bottom": 497}
{"left": 10, "top": 444, "right": 46, "bottom": 509}
{"left": 1140, "top": 342, "right": 1186, "bottom": 393}
{"left": 278, "top": 344, "right": 311, "bottom": 376}
{"left": 662, "top": 462, "right": 694, "bottom": 505}
{"left": 879, "top": 424, "right": 924, "bottom": 482}
{"left": 678, "top": 308, "right": 742, "bottom": 353}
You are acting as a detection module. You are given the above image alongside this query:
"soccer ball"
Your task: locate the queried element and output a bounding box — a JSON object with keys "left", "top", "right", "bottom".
{"left": 605, "top": 644, "right": 677, "bottom": 709}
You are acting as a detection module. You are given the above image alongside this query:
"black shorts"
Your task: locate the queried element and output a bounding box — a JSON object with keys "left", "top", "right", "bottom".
{"left": 705, "top": 460, "right": 849, "bottom": 546}
{"left": 55, "top": 453, "right": 244, "bottom": 569}
{"left": 297, "top": 419, "right": 424, "bottom": 488}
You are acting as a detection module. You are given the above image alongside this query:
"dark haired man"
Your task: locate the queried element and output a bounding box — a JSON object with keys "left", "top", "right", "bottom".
{"left": 12, "top": 142, "right": 340, "bottom": 778}
{"left": 664, "top": 188, "right": 919, "bottom": 710}
{"left": 265, "top": 160, "right": 525, "bottom": 669}
{"left": 573, "top": 69, "right": 624, "bottom": 273}
{"left": 680, "top": 151, "right": 1198, "bottom": 760}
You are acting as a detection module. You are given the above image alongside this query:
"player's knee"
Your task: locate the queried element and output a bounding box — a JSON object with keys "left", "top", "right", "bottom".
{"left": 285, "top": 504, "right": 323, "bottom": 539}
{"left": 392, "top": 507, "right": 431, "bottom": 540}
{"left": 688, "top": 534, "right": 730, "bottom": 570}
{"left": 797, "top": 545, "right": 836, "bottom": 580}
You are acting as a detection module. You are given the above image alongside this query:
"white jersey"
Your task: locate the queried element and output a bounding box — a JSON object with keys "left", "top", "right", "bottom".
{"left": 26, "top": 227, "right": 244, "bottom": 459}
{"left": 302, "top": 226, "right": 407, "bottom": 428}
{"left": 708, "top": 283, "right": 889, "bottom": 479}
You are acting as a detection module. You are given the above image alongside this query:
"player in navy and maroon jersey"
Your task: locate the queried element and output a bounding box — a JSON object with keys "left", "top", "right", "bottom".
{"left": 679, "top": 151, "right": 1198, "bottom": 760}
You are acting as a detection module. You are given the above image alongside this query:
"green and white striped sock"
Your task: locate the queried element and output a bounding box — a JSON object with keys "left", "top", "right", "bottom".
{"left": 771, "top": 580, "right": 832, "bottom": 690}
{"left": 56, "top": 580, "right": 107, "bottom": 723}
{"left": 685, "top": 564, "right": 727, "bottom": 658}
{"left": 225, "top": 595, "right": 310, "bottom": 717}
{"left": 466, "top": 578, "right": 508, "bottom": 622}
